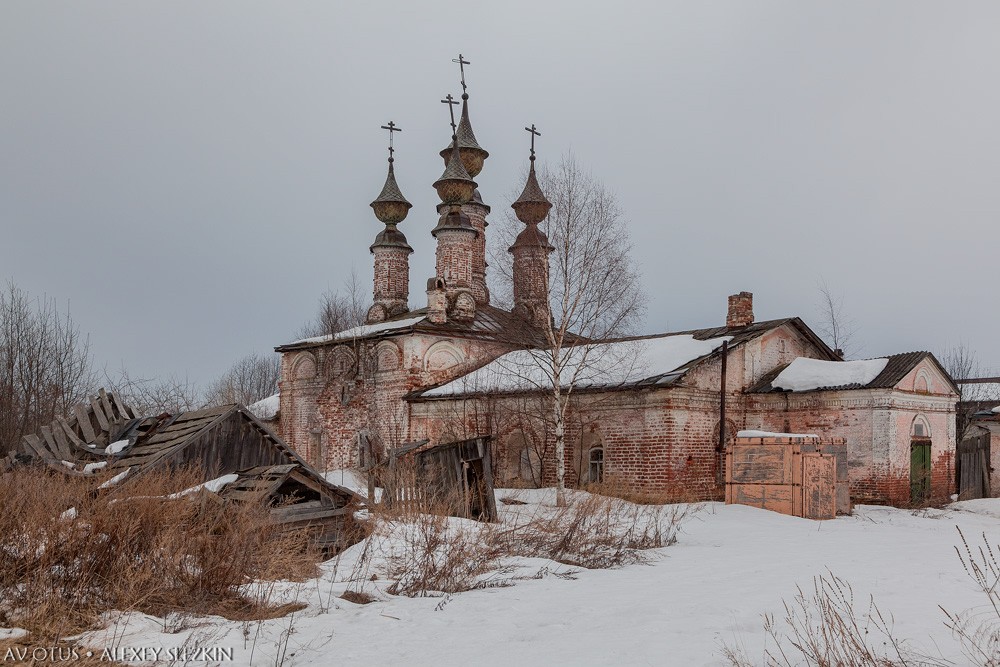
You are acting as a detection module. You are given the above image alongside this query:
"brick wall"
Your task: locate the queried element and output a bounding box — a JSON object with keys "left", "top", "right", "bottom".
{"left": 280, "top": 332, "right": 512, "bottom": 471}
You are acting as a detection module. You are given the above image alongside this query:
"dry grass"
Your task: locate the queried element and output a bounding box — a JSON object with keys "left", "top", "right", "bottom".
{"left": 722, "top": 572, "right": 925, "bottom": 667}
{"left": 0, "top": 466, "right": 318, "bottom": 644}
{"left": 723, "top": 530, "right": 1000, "bottom": 667}
{"left": 942, "top": 527, "right": 1000, "bottom": 666}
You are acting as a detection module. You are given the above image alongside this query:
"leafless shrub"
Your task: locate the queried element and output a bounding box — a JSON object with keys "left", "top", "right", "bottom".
{"left": 362, "top": 490, "right": 689, "bottom": 598}
{"left": 722, "top": 571, "right": 939, "bottom": 667}
{"left": 0, "top": 466, "right": 317, "bottom": 643}
{"left": 382, "top": 511, "right": 508, "bottom": 597}
{"left": 942, "top": 528, "right": 1000, "bottom": 666}
{"left": 497, "top": 492, "right": 688, "bottom": 569}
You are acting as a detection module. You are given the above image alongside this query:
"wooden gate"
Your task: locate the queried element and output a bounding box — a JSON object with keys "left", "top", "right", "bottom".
{"left": 956, "top": 433, "right": 991, "bottom": 500}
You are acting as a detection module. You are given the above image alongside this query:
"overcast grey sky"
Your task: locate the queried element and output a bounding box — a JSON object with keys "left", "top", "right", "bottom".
{"left": 2, "top": 1, "right": 999, "bottom": 386}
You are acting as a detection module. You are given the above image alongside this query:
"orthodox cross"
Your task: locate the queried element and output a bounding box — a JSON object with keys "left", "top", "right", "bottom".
{"left": 525, "top": 124, "right": 541, "bottom": 160}
{"left": 380, "top": 121, "right": 401, "bottom": 161}
{"left": 441, "top": 94, "right": 459, "bottom": 136}
{"left": 452, "top": 54, "right": 470, "bottom": 95}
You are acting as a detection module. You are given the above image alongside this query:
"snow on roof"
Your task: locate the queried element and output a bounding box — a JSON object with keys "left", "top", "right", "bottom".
{"left": 737, "top": 430, "right": 818, "bottom": 439}
{"left": 772, "top": 357, "right": 889, "bottom": 392}
{"left": 423, "top": 334, "right": 732, "bottom": 398}
{"left": 249, "top": 393, "right": 280, "bottom": 420}
{"left": 289, "top": 315, "right": 426, "bottom": 346}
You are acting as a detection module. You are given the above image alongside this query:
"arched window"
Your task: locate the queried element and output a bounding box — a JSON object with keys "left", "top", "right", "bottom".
{"left": 291, "top": 352, "right": 317, "bottom": 380}
{"left": 506, "top": 431, "right": 540, "bottom": 487}
{"left": 911, "top": 415, "right": 931, "bottom": 439}
{"left": 588, "top": 447, "right": 604, "bottom": 483}
{"left": 914, "top": 370, "right": 931, "bottom": 394}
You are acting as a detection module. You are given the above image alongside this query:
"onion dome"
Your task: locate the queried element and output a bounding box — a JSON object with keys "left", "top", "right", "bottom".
{"left": 439, "top": 96, "right": 489, "bottom": 178}
{"left": 433, "top": 139, "right": 477, "bottom": 206}
{"left": 511, "top": 161, "right": 552, "bottom": 225}
{"left": 370, "top": 161, "right": 412, "bottom": 225}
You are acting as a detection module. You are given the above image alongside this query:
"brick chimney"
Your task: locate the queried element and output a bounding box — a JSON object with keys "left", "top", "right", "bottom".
{"left": 726, "top": 292, "right": 754, "bottom": 328}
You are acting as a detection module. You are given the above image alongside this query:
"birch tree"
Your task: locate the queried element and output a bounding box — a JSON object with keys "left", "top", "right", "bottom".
{"left": 491, "top": 153, "right": 645, "bottom": 505}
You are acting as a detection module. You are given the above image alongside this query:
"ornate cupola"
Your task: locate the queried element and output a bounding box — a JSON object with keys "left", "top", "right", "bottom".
{"left": 367, "top": 121, "right": 413, "bottom": 324}
{"left": 436, "top": 54, "right": 491, "bottom": 306}
{"left": 510, "top": 124, "right": 554, "bottom": 329}
{"left": 429, "top": 92, "right": 480, "bottom": 323}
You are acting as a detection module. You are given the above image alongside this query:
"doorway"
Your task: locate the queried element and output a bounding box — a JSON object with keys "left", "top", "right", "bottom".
{"left": 910, "top": 440, "right": 932, "bottom": 504}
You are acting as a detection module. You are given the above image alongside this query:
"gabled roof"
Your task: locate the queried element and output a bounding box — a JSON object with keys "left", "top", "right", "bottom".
{"left": 276, "top": 304, "right": 546, "bottom": 352}
{"left": 410, "top": 317, "right": 832, "bottom": 400}
{"left": 749, "top": 351, "right": 960, "bottom": 395}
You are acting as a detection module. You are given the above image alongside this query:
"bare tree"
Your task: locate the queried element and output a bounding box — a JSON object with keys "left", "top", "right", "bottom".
{"left": 490, "top": 153, "right": 646, "bottom": 505}
{"left": 204, "top": 351, "right": 281, "bottom": 407}
{"left": 939, "top": 343, "right": 1000, "bottom": 439}
{"left": 0, "top": 282, "right": 96, "bottom": 454}
{"left": 103, "top": 365, "right": 203, "bottom": 416}
{"left": 296, "top": 269, "right": 366, "bottom": 339}
{"left": 815, "top": 279, "right": 859, "bottom": 359}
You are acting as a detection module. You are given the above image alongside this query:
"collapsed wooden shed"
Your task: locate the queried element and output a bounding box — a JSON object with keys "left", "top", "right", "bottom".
{"left": 6, "top": 391, "right": 362, "bottom": 553}
{"left": 726, "top": 431, "right": 850, "bottom": 520}
{"left": 384, "top": 436, "right": 497, "bottom": 521}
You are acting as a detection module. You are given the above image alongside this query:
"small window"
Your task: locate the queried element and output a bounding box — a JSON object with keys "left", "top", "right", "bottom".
{"left": 911, "top": 416, "right": 931, "bottom": 439}
{"left": 588, "top": 447, "right": 604, "bottom": 483}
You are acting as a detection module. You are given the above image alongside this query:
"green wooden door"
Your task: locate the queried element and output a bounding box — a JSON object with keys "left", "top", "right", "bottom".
{"left": 910, "top": 441, "right": 931, "bottom": 504}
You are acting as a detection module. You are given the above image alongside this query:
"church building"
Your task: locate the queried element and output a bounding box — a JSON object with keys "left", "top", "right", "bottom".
{"left": 272, "top": 63, "right": 959, "bottom": 507}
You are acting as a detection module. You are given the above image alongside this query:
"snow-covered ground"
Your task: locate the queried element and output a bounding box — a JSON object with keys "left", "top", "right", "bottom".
{"left": 62, "top": 493, "right": 1000, "bottom": 666}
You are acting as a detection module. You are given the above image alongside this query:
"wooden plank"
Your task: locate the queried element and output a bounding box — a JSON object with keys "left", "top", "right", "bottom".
{"left": 50, "top": 421, "right": 74, "bottom": 460}
{"left": 271, "top": 506, "right": 350, "bottom": 523}
{"left": 981, "top": 449, "right": 991, "bottom": 498}
{"left": 57, "top": 417, "right": 85, "bottom": 447}
{"left": 99, "top": 389, "right": 116, "bottom": 425}
{"left": 90, "top": 396, "right": 110, "bottom": 432}
{"left": 74, "top": 404, "right": 97, "bottom": 443}
{"left": 21, "top": 434, "right": 48, "bottom": 458}
{"left": 39, "top": 426, "right": 63, "bottom": 460}
{"left": 110, "top": 391, "right": 131, "bottom": 420}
